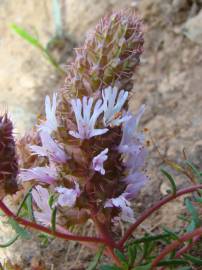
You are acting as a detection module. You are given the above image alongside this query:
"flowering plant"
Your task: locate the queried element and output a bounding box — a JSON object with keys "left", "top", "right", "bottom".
{"left": 0, "top": 11, "right": 202, "bottom": 270}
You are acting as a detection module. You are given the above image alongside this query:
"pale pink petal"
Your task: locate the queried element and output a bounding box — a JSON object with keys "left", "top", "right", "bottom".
{"left": 105, "top": 194, "right": 135, "bottom": 223}
{"left": 20, "top": 166, "right": 57, "bottom": 184}
{"left": 32, "top": 185, "right": 52, "bottom": 226}
{"left": 39, "top": 93, "right": 58, "bottom": 134}
{"left": 69, "top": 96, "right": 108, "bottom": 140}
{"left": 92, "top": 148, "right": 108, "bottom": 175}
{"left": 55, "top": 182, "right": 80, "bottom": 208}
{"left": 30, "top": 131, "right": 69, "bottom": 164}
{"left": 102, "top": 86, "right": 129, "bottom": 126}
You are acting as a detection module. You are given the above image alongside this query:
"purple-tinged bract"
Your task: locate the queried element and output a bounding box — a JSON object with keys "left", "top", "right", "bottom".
{"left": 0, "top": 114, "right": 18, "bottom": 199}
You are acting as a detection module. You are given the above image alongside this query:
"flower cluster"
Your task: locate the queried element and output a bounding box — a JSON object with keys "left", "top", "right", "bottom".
{"left": 20, "top": 85, "right": 147, "bottom": 227}
{"left": 0, "top": 114, "right": 18, "bottom": 199}
{"left": 16, "top": 11, "right": 146, "bottom": 230}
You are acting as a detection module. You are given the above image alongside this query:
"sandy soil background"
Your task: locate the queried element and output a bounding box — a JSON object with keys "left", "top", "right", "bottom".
{"left": 0, "top": 0, "right": 202, "bottom": 269}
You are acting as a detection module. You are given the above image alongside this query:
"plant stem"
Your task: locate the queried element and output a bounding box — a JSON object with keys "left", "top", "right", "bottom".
{"left": 119, "top": 184, "right": 202, "bottom": 248}
{"left": 0, "top": 199, "right": 108, "bottom": 245}
{"left": 43, "top": 48, "right": 66, "bottom": 75}
{"left": 95, "top": 218, "right": 122, "bottom": 267}
{"left": 158, "top": 235, "right": 201, "bottom": 270}
{"left": 151, "top": 227, "right": 202, "bottom": 268}
{"left": 175, "top": 235, "right": 200, "bottom": 258}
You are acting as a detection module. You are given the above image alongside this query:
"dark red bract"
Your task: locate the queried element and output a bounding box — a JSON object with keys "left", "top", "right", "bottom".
{"left": 0, "top": 114, "right": 18, "bottom": 198}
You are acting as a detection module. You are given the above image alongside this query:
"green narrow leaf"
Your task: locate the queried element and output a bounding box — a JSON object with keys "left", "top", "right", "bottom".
{"left": 11, "top": 23, "right": 65, "bottom": 75}
{"left": 114, "top": 249, "right": 128, "bottom": 265}
{"left": 8, "top": 218, "right": 30, "bottom": 239}
{"left": 38, "top": 233, "right": 52, "bottom": 246}
{"left": 157, "top": 259, "right": 189, "bottom": 266}
{"left": 195, "top": 196, "right": 202, "bottom": 203}
{"left": 48, "top": 194, "right": 55, "bottom": 208}
{"left": 185, "top": 198, "right": 200, "bottom": 228}
{"left": 186, "top": 220, "right": 196, "bottom": 233}
{"left": 10, "top": 24, "right": 43, "bottom": 49}
{"left": 161, "top": 168, "right": 177, "bottom": 195}
{"left": 16, "top": 187, "right": 33, "bottom": 216}
{"left": 127, "top": 233, "right": 171, "bottom": 245}
{"left": 132, "top": 263, "right": 152, "bottom": 270}
{"left": 87, "top": 245, "right": 105, "bottom": 270}
{"left": 185, "top": 161, "right": 202, "bottom": 183}
{"left": 26, "top": 193, "right": 34, "bottom": 221}
{"left": 100, "top": 265, "right": 121, "bottom": 270}
{"left": 127, "top": 244, "right": 137, "bottom": 267}
{"left": 183, "top": 254, "right": 202, "bottom": 266}
{"left": 51, "top": 207, "right": 57, "bottom": 232}
{"left": 178, "top": 214, "right": 190, "bottom": 222}
{"left": 0, "top": 234, "right": 19, "bottom": 248}
{"left": 162, "top": 227, "right": 179, "bottom": 240}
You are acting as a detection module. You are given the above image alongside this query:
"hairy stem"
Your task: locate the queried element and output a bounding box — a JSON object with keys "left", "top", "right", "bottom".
{"left": 151, "top": 227, "right": 202, "bottom": 268}
{"left": 119, "top": 184, "right": 202, "bottom": 247}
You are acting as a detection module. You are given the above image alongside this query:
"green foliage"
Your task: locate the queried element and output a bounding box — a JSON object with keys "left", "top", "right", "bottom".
{"left": 157, "top": 259, "right": 189, "bottom": 267}
{"left": 185, "top": 161, "right": 202, "bottom": 183}
{"left": 51, "top": 206, "right": 57, "bottom": 232}
{"left": 114, "top": 249, "right": 128, "bottom": 269}
{"left": 8, "top": 218, "right": 30, "bottom": 239}
{"left": 100, "top": 265, "right": 121, "bottom": 270}
{"left": 98, "top": 166, "right": 202, "bottom": 270}
{"left": 132, "top": 264, "right": 151, "bottom": 270}
{"left": 185, "top": 198, "right": 201, "bottom": 232}
{"left": 87, "top": 245, "right": 105, "bottom": 270}
{"left": 11, "top": 23, "right": 42, "bottom": 49}
{"left": 183, "top": 254, "right": 202, "bottom": 266}
{"left": 0, "top": 234, "right": 19, "bottom": 248}
{"left": 38, "top": 233, "right": 52, "bottom": 247}
{"left": 160, "top": 168, "right": 177, "bottom": 195}
{"left": 0, "top": 188, "right": 35, "bottom": 248}
{"left": 10, "top": 24, "right": 65, "bottom": 75}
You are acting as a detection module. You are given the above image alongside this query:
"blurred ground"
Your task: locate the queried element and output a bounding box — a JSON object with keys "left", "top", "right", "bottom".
{"left": 0, "top": 0, "right": 202, "bottom": 269}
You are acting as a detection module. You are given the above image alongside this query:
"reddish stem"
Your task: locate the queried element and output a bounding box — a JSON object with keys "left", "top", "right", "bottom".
{"left": 158, "top": 235, "right": 200, "bottom": 270}
{"left": 151, "top": 227, "right": 202, "bottom": 268}
{"left": 175, "top": 235, "right": 200, "bottom": 258}
{"left": 119, "top": 184, "right": 202, "bottom": 248}
{"left": 0, "top": 199, "right": 109, "bottom": 245}
{"left": 96, "top": 221, "right": 122, "bottom": 267}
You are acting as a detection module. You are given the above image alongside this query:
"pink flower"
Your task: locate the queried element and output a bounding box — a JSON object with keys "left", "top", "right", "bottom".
{"left": 119, "top": 105, "right": 145, "bottom": 151}
{"left": 92, "top": 148, "right": 108, "bottom": 175}
{"left": 30, "top": 131, "right": 69, "bottom": 163}
{"left": 102, "top": 86, "right": 130, "bottom": 126}
{"left": 32, "top": 185, "right": 52, "bottom": 226}
{"left": 123, "top": 172, "right": 148, "bottom": 200}
{"left": 55, "top": 182, "right": 80, "bottom": 207}
{"left": 20, "top": 166, "right": 57, "bottom": 184}
{"left": 69, "top": 96, "right": 108, "bottom": 140}
{"left": 39, "top": 93, "right": 58, "bottom": 134}
{"left": 105, "top": 194, "right": 134, "bottom": 223}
